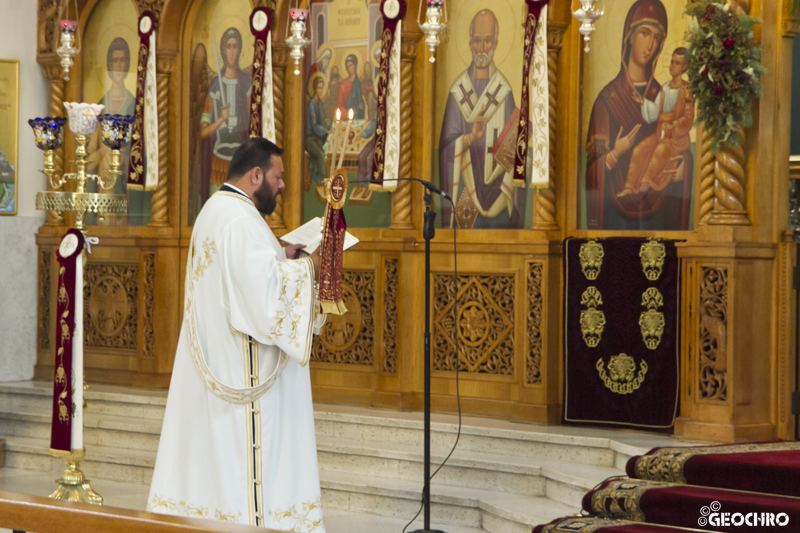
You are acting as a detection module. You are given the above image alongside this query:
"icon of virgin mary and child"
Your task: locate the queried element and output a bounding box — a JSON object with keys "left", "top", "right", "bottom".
{"left": 584, "top": 0, "right": 694, "bottom": 231}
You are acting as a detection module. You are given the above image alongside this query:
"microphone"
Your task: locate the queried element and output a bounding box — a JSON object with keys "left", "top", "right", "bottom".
{"left": 354, "top": 178, "right": 453, "bottom": 203}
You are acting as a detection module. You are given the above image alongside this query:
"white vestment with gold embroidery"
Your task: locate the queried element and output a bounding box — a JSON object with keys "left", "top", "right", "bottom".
{"left": 147, "top": 191, "right": 326, "bottom": 532}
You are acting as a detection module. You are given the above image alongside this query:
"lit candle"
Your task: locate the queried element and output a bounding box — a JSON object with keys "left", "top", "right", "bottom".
{"left": 338, "top": 108, "right": 354, "bottom": 170}
{"left": 329, "top": 108, "right": 341, "bottom": 179}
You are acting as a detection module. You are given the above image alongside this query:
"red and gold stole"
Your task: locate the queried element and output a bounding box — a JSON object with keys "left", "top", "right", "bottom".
{"left": 50, "top": 229, "right": 85, "bottom": 453}
{"left": 319, "top": 170, "right": 348, "bottom": 315}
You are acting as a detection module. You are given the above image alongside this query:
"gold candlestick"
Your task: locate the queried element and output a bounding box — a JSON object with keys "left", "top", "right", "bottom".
{"left": 31, "top": 106, "right": 129, "bottom": 235}
{"left": 48, "top": 448, "right": 103, "bottom": 505}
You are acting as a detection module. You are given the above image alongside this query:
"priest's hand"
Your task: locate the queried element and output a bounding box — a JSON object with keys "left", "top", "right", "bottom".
{"left": 284, "top": 243, "right": 307, "bottom": 260}
{"left": 309, "top": 248, "right": 321, "bottom": 283}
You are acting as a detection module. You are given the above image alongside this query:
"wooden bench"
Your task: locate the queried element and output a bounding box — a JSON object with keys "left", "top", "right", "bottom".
{"left": 0, "top": 491, "right": 280, "bottom": 533}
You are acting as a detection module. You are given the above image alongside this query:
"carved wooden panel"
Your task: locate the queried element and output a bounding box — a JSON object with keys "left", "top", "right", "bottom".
{"left": 83, "top": 264, "right": 139, "bottom": 350}
{"left": 142, "top": 253, "right": 156, "bottom": 358}
{"left": 699, "top": 267, "right": 727, "bottom": 401}
{"left": 38, "top": 251, "right": 52, "bottom": 350}
{"left": 383, "top": 259, "right": 398, "bottom": 373}
{"left": 433, "top": 274, "right": 515, "bottom": 375}
{"left": 312, "top": 270, "right": 375, "bottom": 365}
{"left": 526, "top": 262, "right": 543, "bottom": 384}
{"left": 134, "top": 0, "right": 165, "bottom": 19}
{"left": 37, "top": 0, "right": 64, "bottom": 55}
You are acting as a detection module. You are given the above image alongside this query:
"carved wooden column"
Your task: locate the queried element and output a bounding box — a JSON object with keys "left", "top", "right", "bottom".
{"left": 390, "top": 36, "right": 418, "bottom": 229}
{"left": 149, "top": 53, "right": 174, "bottom": 227}
{"left": 706, "top": 128, "right": 750, "bottom": 226}
{"left": 40, "top": 60, "right": 67, "bottom": 227}
{"left": 267, "top": 44, "right": 287, "bottom": 230}
{"left": 531, "top": 23, "right": 565, "bottom": 231}
{"left": 697, "top": 127, "right": 716, "bottom": 224}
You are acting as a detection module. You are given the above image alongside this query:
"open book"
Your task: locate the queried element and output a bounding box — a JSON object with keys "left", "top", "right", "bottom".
{"left": 279, "top": 217, "right": 360, "bottom": 254}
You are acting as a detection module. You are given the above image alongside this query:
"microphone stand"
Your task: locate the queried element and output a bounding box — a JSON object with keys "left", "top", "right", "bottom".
{"left": 359, "top": 178, "right": 450, "bottom": 532}
{"left": 411, "top": 188, "right": 445, "bottom": 533}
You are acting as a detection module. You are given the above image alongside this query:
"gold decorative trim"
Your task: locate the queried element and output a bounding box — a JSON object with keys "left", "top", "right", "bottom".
{"left": 539, "top": 517, "right": 637, "bottom": 533}
{"left": 268, "top": 499, "right": 324, "bottom": 532}
{"left": 589, "top": 479, "right": 651, "bottom": 521}
{"left": 182, "top": 242, "right": 298, "bottom": 404}
{"left": 633, "top": 441, "right": 800, "bottom": 483}
{"left": 596, "top": 354, "right": 648, "bottom": 395}
{"left": 243, "top": 335, "right": 264, "bottom": 526}
{"left": 146, "top": 494, "right": 241, "bottom": 522}
{"left": 640, "top": 287, "right": 664, "bottom": 350}
{"left": 640, "top": 239, "right": 666, "bottom": 281}
{"left": 579, "top": 240, "right": 604, "bottom": 280}
{"left": 580, "top": 287, "right": 605, "bottom": 348}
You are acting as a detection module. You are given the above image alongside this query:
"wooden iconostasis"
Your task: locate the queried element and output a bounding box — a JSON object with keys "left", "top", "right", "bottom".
{"left": 33, "top": 0, "right": 800, "bottom": 442}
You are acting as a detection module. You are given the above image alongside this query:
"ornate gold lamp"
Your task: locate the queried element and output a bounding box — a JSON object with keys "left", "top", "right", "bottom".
{"left": 30, "top": 103, "right": 129, "bottom": 235}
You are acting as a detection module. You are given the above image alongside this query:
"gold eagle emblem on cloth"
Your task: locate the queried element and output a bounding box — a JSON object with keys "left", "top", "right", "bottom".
{"left": 596, "top": 353, "right": 648, "bottom": 395}
{"left": 579, "top": 240, "right": 604, "bottom": 280}
{"left": 580, "top": 286, "right": 605, "bottom": 348}
{"left": 640, "top": 287, "right": 665, "bottom": 349}
{"left": 639, "top": 239, "right": 666, "bottom": 281}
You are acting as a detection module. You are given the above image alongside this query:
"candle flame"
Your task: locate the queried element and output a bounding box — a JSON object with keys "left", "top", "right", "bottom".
{"left": 348, "top": 108, "right": 354, "bottom": 120}
{"left": 336, "top": 108, "right": 341, "bottom": 121}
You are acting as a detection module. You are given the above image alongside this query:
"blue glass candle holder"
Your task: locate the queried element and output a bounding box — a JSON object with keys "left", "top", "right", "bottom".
{"left": 97, "top": 114, "right": 134, "bottom": 150}
{"left": 28, "top": 117, "right": 68, "bottom": 151}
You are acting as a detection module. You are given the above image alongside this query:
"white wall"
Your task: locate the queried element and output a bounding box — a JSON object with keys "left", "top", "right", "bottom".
{"left": 0, "top": 0, "right": 50, "bottom": 381}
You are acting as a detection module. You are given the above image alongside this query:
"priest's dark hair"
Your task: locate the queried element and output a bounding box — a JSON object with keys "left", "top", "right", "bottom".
{"left": 226, "top": 138, "right": 284, "bottom": 181}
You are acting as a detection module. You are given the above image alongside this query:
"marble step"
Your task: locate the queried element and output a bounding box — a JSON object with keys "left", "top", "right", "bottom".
{"left": 1, "top": 429, "right": 619, "bottom": 508}
{"left": 0, "top": 382, "right": 670, "bottom": 471}
{"left": 0, "top": 408, "right": 162, "bottom": 453}
{"left": 320, "top": 469, "right": 580, "bottom": 533}
{"left": 2, "top": 435, "right": 580, "bottom": 532}
{"left": 316, "top": 435, "right": 623, "bottom": 506}
{"left": 0, "top": 382, "right": 167, "bottom": 421}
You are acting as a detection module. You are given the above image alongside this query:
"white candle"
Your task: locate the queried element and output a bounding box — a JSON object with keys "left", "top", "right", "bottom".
{"left": 338, "top": 108, "right": 354, "bottom": 169}
{"left": 72, "top": 250, "right": 84, "bottom": 451}
{"left": 329, "top": 108, "right": 342, "bottom": 179}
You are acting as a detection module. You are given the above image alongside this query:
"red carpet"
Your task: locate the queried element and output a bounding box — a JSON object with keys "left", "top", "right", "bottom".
{"left": 533, "top": 516, "right": 711, "bottom": 533}
{"left": 626, "top": 442, "right": 800, "bottom": 497}
{"left": 581, "top": 478, "right": 800, "bottom": 533}
{"left": 533, "top": 442, "right": 800, "bottom": 533}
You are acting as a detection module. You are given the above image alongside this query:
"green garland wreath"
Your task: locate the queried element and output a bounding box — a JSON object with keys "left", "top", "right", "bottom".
{"left": 685, "top": 0, "right": 765, "bottom": 152}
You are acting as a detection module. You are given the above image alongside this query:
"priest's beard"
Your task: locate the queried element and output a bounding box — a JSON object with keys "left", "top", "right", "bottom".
{"left": 472, "top": 47, "right": 495, "bottom": 68}
{"left": 253, "top": 178, "right": 279, "bottom": 216}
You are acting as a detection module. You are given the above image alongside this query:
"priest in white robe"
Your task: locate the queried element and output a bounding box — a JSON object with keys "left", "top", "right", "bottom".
{"left": 148, "top": 138, "right": 327, "bottom": 532}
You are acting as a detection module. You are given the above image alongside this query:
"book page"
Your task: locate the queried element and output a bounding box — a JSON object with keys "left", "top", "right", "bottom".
{"left": 280, "top": 217, "right": 359, "bottom": 253}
